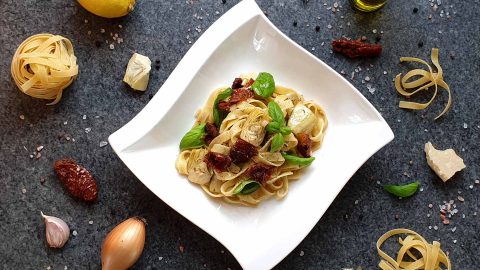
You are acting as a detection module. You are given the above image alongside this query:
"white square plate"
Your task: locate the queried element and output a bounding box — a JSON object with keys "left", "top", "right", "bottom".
{"left": 109, "top": 0, "right": 394, "bottom": 269}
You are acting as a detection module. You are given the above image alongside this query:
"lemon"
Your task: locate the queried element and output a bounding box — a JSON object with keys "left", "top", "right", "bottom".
{"left": 78, "top": 0, "right": 136, "bottom": 18}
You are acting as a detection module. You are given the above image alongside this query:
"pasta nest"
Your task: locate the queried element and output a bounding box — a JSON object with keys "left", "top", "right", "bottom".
{"left": 11, "top": 33, "right": 79, "bottom": 105}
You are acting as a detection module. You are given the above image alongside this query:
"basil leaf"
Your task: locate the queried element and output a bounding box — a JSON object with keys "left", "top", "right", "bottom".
{"left": 279, "top": 126, "right": 292, "bottom": 135}
{"left": 251, "top": 72, "right": 275, "bottom": 99}
{"left": 268, "top": 101, "right": 285, "bottom": 124}
{"left": 233, "top": 180, "right": 261, "bottom": 195}
{"left": 281, "top": 153, "right": 315, "bottom": 166}
{"left": 270, "top": 133, "right": 284, "bottom": 152}
{"left": 383, "top": 181, "right": 420, "bottom": 198}
{"left": 266, "top": 122, "right": 281, "bottom": 134}
{"left": 213, "top": 88, "right": 233, "bottom": 127}
{"left": 179, "top": 124, "right": 206, "bottom": 151}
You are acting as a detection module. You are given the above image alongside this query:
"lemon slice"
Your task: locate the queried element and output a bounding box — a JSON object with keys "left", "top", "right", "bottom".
{"left": 78, "top": 0, "right": 136, "bottom": 18}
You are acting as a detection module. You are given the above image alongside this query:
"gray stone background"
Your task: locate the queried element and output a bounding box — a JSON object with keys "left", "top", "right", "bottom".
{"left": 0, "top": 0, "right": 479, "bottom": 269}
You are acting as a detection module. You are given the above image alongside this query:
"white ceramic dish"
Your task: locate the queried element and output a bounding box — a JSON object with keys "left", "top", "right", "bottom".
{"left": 109, "top": 0, "right": 394, "bottom": 269}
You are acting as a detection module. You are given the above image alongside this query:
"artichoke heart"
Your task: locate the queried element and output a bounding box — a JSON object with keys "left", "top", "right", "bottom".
{"left": 287, "top": 104, "right": 317, "bottom": 134}
{"left": 123, "top": 53, "right": 151, "bottom": 91}
{"left": 187, "top": 149, "right": 212, "bottom": 185}
{"left": 240, "top": 109, "right": 268, "bottom": 146}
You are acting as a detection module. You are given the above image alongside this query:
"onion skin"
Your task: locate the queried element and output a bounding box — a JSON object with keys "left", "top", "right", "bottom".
{"left": 101, "top": 217, "right": 146, "bottom": 270}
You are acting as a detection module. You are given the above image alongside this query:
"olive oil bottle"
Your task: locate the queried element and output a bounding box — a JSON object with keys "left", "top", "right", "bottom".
{"left": 350, "top": 0, "right": 387, "bottom": 12}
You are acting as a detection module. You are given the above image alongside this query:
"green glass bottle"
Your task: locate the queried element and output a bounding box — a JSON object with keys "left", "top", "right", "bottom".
{"left": 350, "top": 0, "right": 387, "bottom": 12}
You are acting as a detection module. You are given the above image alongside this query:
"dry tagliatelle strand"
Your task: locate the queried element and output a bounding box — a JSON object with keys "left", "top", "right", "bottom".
{"left": 11, "top": 33, "right": 78, "bottom": 105}
{"left": 395, "top": 48, "right": 451, "bottom": 120}
{"left": 377, "top": 228, "right": 451, "bottom": 270}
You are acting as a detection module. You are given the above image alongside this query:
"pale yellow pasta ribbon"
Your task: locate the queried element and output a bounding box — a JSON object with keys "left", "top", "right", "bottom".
{"left": 11, "top": 33, "right": 78, "bottom": 105}
{"left": 377, "top": 228, "right": 451, "bottom": 270}
{"left": 395, "top": 48, "right": 451, "bottom": 120}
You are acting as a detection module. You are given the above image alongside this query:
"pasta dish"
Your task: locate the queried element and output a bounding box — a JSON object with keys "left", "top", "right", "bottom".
{"left": 176, "top": 72, "right": 327, "bottom": 206}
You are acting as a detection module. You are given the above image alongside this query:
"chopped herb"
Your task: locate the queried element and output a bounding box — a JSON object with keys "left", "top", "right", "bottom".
{"left": 281, "top": 153, "right": 315, "bottom": 166}
{"left": 233, "top": 180, "right": 260, "bottom": 195}
{"left": 213, "top": 88, "right": 232, "bottom": 127}
{"left": 251, "top": 72, "right": 275, "bottom": 99}
{"left": 179, "top": 124, "right": 206, "bottom": 151}
{"left": 383, "top": 181, "right": 420, "bottom": 198}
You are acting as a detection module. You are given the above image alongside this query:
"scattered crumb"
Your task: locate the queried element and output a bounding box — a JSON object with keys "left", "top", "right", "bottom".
{"left": 299, "top": 250, "right": 305, "bottom": 256}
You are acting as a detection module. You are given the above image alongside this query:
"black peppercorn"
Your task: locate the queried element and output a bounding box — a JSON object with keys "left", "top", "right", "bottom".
{"left": 293, "top": 21, "right": 297, "bottom": 27}
{"left": 418, "top": 41, "right": 424, "bottom": 48}
{"left": 315, "top": 25, "right": 320, "bottom": 32}
{"left": 413, "top": 7, "right": 418, "bottom": 13}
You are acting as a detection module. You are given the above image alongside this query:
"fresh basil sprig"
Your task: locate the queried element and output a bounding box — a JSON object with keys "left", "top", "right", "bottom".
{"left": 270, "top": 133, "right": 284, "bottom": 152}
{"left": 268, "top": 101, "right": 285, "bottom": 125}
{"left": 383, "top": 181, "right": 420, "bottom": 198}
{"left": 179, "top": 124, "right": 206, "bottom": 151}
{"left": 233, "top": 180, "right": 261, "bottom": 195}
{"left": 213, "top": 88, "right": 233, "bottom": 127}
{"left": 267, "top": 101, "right": 291, "bottom": 152}
{"left": 251, "top": 72, "right": 275, "bottom": 99}
{"left": 281, "top": 153, "right": 315, "bottom": 166}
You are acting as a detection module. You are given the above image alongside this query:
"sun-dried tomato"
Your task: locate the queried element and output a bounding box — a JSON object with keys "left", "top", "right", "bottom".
{"left": 331, "top": 39, "right": 382, "bottom": 59}
{"left": 204, "top": 123, "right": 219, "bottom": 145}
{"left": 296, "top": 133, "right": 312, "bottom": 157}
{"left": 216, "top": 88, "right": 254, "bottom": 111}
{"left": 229, "top": 139, "right": 258, "bottom": 164}
{"left": 204, "top": 152, "right": 232, "bottom": 172}
{"left": 229, "top": 88, "right": 254, "bottom": 104}
{"left": 247, "top": 164, "right": 273, "bottom": 185}
{"left": 54, "top": 159, "right": 98, "bottom": 202}
{"left": 244, "top": 78, "right": 255, "bottom": 88}
{"left": 231, "top": 78, "right": 243, "bottom": 89}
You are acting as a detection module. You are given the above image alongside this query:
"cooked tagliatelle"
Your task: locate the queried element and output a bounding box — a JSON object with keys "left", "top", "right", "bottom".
{"left": 395, "top": 48, "right": 451, "bottom": 120}
{"left": 175, "top": 72, "right": 327, "bottom": 206}
{"left": 11, "top": 34, "right": 79, "bottom": 105}
{"left": 377, "top": 228, "right": 451, "bottom": 270}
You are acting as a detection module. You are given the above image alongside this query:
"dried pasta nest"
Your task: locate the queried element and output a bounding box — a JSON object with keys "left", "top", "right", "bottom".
{"left": 11, "top": 33, "right": 79, "bottom": 105}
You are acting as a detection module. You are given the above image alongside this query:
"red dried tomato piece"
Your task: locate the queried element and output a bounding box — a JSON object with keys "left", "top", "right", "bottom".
{"left": 296, "top": 133, "right": 312, "bottom": 157}
{"left": 331, "top": 39, "right": 382, "bottom": 58}
{"left": 229, "top": 88, "right": 254, "bottom": 104}
{"left": 54, "top": 159, "right": 98, "bottom": 202}
{"left": 217, "top": 101, "right": 230, "bottom": 111}
{"left": 204, "top": 123, "right": 219, "bottom": 145}
{"left": 244, "top": 78, "right": 255, "bottom": 88}
{"left": 204, "top": 152, "right": 232, "bottom": 172}
{"left": 231, "top": 78, "right": 243, "bottom": 89}
{"left": 229, "top": 139, "right": 258, "bottom": 164}
{"left": 247, "top": 164, "right": 273, "bottom": 185}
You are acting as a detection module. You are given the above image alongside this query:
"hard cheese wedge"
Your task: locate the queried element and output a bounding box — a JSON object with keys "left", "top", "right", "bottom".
{"left": 424, "top": 141, "right": 466, "bottom": 182}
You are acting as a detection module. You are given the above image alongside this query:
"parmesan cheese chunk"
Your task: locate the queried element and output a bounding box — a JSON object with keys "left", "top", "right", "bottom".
{"left": 424, "top": 141, "right": 466, "bottom": 182}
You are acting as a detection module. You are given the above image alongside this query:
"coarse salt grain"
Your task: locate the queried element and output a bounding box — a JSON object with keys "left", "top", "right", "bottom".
{"left": 354, "top": 200, "right": 359, "bottom": 205}
{"left": 99, "top": 141, "right": 108, "bottom": 147}
{"left": 88, "top": 220, "right": 93, "bottom": 225}
{"left": 82, "top": 115, "right": 87, "bottom": 120}
{"left": 19, "top": 115, "right": 25, "bottom": 120}
{"left": 433, "top": 226, "right": 438, "bottom": 230}
{"left": 36, "top": 146, "right": 44, "bottom": 152}
{"left": 72, "top": 230, "right": 77, "bottom": 236}
{"left": 463, "top": 123, "right": 468, "bottom": 129}
{"left": 299, "top": 250, "right": 304, "bottom": 256}
{"left": 21, "top": 188, "right": 27, "bottom": 194}
{"left": 85, "top": 127, "right": 91, "bottom": 133}
{"left": 159, "top": 256, "right": 163, "bottom": 261}
{"left": 109, "top": 44, "right": 115, "bottom": 50}
{"left": 429, "top": 204, "right": 433, "bottom": 208}
{"left": 457, "top": 196, "right": 464, "bottom": 202}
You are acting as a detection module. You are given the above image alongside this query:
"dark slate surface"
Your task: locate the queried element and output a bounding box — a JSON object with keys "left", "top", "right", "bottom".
{"left": 0, "top": 0, "right": 479, "bottom": 269}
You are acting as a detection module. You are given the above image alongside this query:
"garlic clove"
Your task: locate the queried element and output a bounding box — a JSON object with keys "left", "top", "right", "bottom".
{"left": 123, "top": 53, "right": 151, "bottom": 91}
{"left": 41, "top": 212, "right": 70, "bottom": 248}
